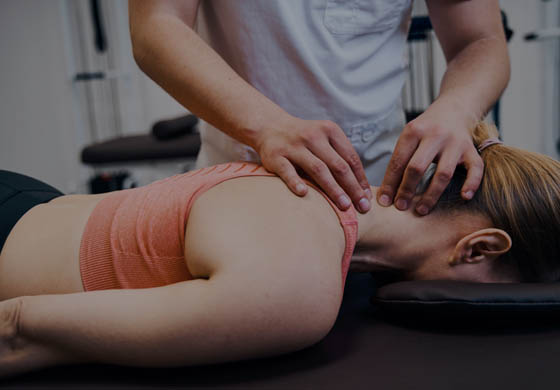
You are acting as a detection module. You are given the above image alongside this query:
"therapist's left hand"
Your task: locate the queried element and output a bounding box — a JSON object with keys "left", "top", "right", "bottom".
{"left": 377, "top": 98, "right": 484, "bottom": 216}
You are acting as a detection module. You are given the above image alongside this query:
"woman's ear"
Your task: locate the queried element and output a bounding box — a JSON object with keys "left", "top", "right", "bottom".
{"left": 449, "top": 228, "right": 512, "bottom": 266}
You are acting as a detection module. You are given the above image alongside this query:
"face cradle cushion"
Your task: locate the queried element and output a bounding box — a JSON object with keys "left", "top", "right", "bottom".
{"left": 372, "top": 280, "right": 560, "bottom": 324}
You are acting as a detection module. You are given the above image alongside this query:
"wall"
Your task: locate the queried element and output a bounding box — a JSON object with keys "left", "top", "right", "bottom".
{"left": 498, "top": 0, "right": 554, "bottom": 156}
{"left": 0, "top": 1, "right": 79, "bottom": 192}
{"left": 0, "top": 0, "right": 185, "bottom": 193}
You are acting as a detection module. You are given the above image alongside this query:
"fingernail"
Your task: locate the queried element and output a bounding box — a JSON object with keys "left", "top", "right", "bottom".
{"left": 359, "top": 197, "right": 370, "bottom": 212}
{"left": 417, "top": 205, "right": 429, "bottom": 215}
{"left": 296, "top": 183, "right": 306, "bottom": 194}
{"left": 379, "top": 194, "right": 391, "bottom": 207}
{"left": 464, "top": 190, "right": 474, "bottom": 199}
{"left": 338, "top": 195, "right": 351, "bottom": 209}
{"left": 396, "top": 198, "right": 408, "bottom": 210}
{"left": 365, "top": 188, "right": 372, "bottom": 199}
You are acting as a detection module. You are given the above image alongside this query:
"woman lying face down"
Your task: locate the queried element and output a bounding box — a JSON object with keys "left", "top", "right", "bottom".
{"left": 0, "top": 123, "right": 558, "bottom": 377}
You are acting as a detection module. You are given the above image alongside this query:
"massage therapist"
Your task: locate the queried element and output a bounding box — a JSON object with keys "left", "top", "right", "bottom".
{"left": 129, "top": 0, "right": 509, "bottom": 216}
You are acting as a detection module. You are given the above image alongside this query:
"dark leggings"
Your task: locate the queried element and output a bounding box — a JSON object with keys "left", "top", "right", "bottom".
{"left": 0, "top": 170, "right": 64, "bottom": 254}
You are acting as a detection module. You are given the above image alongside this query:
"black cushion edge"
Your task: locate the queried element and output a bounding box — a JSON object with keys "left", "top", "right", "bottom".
{"left": 152, "top": 114, "right": 199, "bottom": 140}
{"left": 375, "top": 280, "right": 560, "bottom": 303}
{"left": 374, "top": 298, "right": 560, "bottom": 308}
{"left": 81, "top": 133, "right": 201, "bottom": 164}
{"left": 371, "top": 280, "right": 560, "bottom": 317}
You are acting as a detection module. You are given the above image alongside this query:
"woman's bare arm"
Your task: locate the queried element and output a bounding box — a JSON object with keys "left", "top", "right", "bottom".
{"left": 1, "top": 267, "right": 339, "bottom": 378}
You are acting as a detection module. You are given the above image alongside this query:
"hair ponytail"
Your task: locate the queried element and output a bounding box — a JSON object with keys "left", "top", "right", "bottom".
{"left": 471, "top": 122, "right": 500, "bottom": 147}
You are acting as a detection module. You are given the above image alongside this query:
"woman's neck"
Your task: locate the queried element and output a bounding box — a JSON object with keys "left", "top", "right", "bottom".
{"left": 351, "top": 187, "right": 409, "bottom": 273}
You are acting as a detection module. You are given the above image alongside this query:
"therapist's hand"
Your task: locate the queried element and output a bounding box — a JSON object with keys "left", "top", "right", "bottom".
{"left": 253, "top": 116, "right": 372, "bottom": 213}
{"left": 377, "top": 99, "right": 484, "bottom": 216}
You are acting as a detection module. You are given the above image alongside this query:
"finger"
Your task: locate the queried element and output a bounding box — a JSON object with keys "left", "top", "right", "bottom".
{"left": 415, "top": 149, "right": 460, "bottom": 215}
{"left": 266, "top": 156, "right": 309, "bottom": 197}
{"left": 292, "top": 151, "right": 354, "bottom": 211}
{"left": 460, "top": 150, "right": 484, "bottom": 200}
{"left": 309, "top": 140, "right": 370, "bottom": 213}
{"left": 393, "top": 140, "right": 440, "bottom": 211}
{"left": 378, "top": 132, "right": 421, "bottom": 207}
{"left": 327, "top": 129, "right": 372, "bottom": 199}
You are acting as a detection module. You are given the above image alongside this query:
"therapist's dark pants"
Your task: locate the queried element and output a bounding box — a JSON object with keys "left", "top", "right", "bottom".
{"left": 0, "top": 170, "right": 64, "bottom": 254}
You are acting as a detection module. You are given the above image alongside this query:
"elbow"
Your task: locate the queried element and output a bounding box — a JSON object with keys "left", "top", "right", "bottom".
{"left": 273, "top": 279, "right": 343, "bottom": 352}
{"left": 241, "top": 273, "right": 342, "bottom": 357}
{"left": 264, "top": 303, "right": 339, "bottom": 356}
{"left": 494, "top": 34, "right": 511, "bottom": 89}
{"left": 291, "top": 301, "right": 340, "bottom": 350}
{"left": 129, "top": 13, "right": 158, "bottom": 74}
{"left": 492, "top": 34, "right": 511, "bottom": 89}
{"left": 130, "top": 30, "right": 149, "bottom": 73}
{"left": 503, "top": 50, "right": 512, "bottom": 88}
{"left": 128, "top": 1, "right": 153, "bottom": 72}
{"left": 299, "top": 307, "right": 340, "bottom": 349}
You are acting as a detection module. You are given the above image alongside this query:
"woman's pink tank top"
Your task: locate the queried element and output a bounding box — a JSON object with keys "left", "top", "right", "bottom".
{"left": 79, "top": 162, "right": 358, "bottom": 291}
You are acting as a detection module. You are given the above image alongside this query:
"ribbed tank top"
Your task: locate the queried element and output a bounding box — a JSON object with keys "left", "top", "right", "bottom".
{"left": 79, "top": 162, "right": 358, "bottom": 291}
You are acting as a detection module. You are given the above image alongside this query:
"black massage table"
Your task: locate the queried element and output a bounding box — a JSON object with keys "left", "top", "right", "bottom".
{"left": 4, "top": 272, "right": 560, "bottom": 390}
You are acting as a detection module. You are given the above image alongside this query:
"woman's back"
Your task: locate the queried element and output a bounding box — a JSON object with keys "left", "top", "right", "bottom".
{"left": 0, "top": 163, "right": 356, "bottom": 300}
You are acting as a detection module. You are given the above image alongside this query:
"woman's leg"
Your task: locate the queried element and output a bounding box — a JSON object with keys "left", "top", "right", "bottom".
{"left": 0, "top": 170, "right": 63, "bottom": 255}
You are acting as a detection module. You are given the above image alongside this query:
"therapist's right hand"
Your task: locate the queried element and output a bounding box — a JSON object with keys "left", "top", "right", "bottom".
{"left": 253, "top": 117, "right": 372, "bottom": 213}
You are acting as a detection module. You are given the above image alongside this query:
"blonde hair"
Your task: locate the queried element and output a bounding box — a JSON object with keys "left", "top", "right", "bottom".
{"left": 435, "top": 123, "right": 560, "bottom": 282}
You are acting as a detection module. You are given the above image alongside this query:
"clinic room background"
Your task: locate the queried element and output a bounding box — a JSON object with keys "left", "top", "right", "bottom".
{"left": 0, "top": 0, "right": 559, "bottom": 194}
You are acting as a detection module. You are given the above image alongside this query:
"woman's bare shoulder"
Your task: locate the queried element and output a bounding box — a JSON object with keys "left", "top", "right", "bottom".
{"left": 184, "top": 176, "right": 346, "bottom": 282}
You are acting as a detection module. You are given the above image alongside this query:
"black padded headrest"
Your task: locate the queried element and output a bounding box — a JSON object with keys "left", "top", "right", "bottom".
{"left": 372, "top": 280, "right": 560, "bottom": 323}
{"left": 152, "top": 114, "right": 199, "bottom": 140}
{"left": 81, "top": 133, "right": 201, "bottom": 164}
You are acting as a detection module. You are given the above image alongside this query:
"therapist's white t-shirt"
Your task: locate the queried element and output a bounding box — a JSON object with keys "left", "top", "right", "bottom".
{"left": 195, "top": 0, "right": 413, "bottom": 185}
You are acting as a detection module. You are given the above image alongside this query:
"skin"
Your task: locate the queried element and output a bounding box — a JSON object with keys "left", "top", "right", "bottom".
{"left": 128, "top": 0, "right": 509, "bottom": 216}
{"left": 0, "top": 175, "right": 512, "bottom": 377}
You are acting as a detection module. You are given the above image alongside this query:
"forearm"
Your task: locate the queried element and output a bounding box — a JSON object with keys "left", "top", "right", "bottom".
{"left": 131, "top": 11, "right": 291, "bottom": 148}
{"left": 435, "top": 35, "right": 510, "bottom": 125}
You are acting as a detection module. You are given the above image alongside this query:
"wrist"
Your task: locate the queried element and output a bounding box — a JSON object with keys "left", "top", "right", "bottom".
{"left": 9, "top": 296, "right": 90, "bottom": 371}
{"left": 430, "top": 94, "right": 482, "bottom": 131}
{"left": 3, "top": 297, "right": 24, "bottom": 349}
{"left": 241, "top": 105, "right": 297, "bottom": 151}
{"left": 0, "top": 297, "right": 30, "bottom": 377}
{"left": 14, "top": 295, "right": 33, "bottom": 342}
{"left": 9, "top": 296, "right": 41, "bottom": 360}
